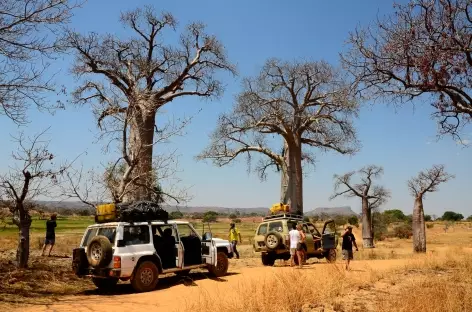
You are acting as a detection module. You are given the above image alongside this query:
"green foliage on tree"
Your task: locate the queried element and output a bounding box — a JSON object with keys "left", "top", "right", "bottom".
{"left": 347, "top": 215, "right": 359, "bottom": 227}
{"left": 466, "top": 215, "right": 472, "bottom": 222}
{"left": 203, "top": 211, "right": 218, "bottom": 223}
{"left": 384, "top": 209, "right": 407, "bottom": 222}
{"left": 333, "top": 215, "right": 348, "bottom": 226}
{"left": 424, "top": 214, "right": 432, "bottom": 222}
{"left": 441, "top": 211, "right": 464, "bottom": 221}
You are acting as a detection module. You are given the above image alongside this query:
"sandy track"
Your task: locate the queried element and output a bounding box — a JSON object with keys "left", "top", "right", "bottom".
{"left": 10, "top": 259, "right": 412, "bottom": 312}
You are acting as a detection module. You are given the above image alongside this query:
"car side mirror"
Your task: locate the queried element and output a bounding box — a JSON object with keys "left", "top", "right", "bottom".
{"left": 117, "top": 239, "right": 126, "bottom": 247}
{"left": 202, "top": 232, "right": 212, "bottom": 241}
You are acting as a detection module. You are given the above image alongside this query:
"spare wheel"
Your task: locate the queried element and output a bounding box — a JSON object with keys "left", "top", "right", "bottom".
{"left": 87, "top": 235, "right": 113, "bottom": 268}
{"left": 264, "top": 232, "right": 282, "bottom": 251}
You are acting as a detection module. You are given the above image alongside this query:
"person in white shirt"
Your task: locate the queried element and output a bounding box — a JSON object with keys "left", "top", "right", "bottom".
{"left": 289, "top": 223, "right": 302, "bottom": 268}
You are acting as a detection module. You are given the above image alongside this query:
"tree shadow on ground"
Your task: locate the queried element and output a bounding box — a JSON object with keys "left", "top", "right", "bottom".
{"left": 80, "top": 271, "right": 240, "bottom": 296}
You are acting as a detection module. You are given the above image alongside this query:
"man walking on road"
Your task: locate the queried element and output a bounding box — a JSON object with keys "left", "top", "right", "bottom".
{"left": 341, "top": 225, "right": 358, "bottom": 270}
{"left": 229, "top": 222, "right": 242, "bottom": 259}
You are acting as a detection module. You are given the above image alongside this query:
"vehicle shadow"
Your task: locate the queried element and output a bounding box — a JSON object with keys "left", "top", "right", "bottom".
{"left": 79, "top": 272, "right": 239, "bottom": 296}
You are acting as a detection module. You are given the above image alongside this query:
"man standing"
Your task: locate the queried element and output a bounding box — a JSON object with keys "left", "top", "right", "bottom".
{"left": 228, "top": 222, "right": 242, "bottom": 259}
{"left": 341, "top": 225, "right": 358, "bottom": 270}
{"left": 41, "top": 214, "right": 57, "bottom": 257}
{"left": 289, "top": 223, "right": 302, "bottom": 268}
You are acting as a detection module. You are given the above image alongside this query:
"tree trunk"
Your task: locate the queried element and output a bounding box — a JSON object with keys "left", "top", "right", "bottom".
{"left": 126, "top": 107, "right": 156, "bottom": 202}
{"left": 280, "top": 140, "right": 303, "bottom": 215}
{"left": 412, "top": 196, "right": 426, "bottom": 253}
{"left": 361, "top": 197, "right": 374, "bottom": 248}
{"left": 15, "top": 212, "right": 32, "bottom": 268}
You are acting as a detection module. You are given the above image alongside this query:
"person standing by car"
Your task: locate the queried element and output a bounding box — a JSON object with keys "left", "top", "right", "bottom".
{"left": 228, "top": 222, "right": 242, "bottom": 259}
{"left": 341, "top": 225, "right": 358, "bottom": 270}
{"left": 297, "top": 224, "right": 307, "bottom": 264}
{"left": 289, "top": 223, "right": 302, "bottom": 268}
{"left": 41, "top": 214, "right": 57, "bottom": 257}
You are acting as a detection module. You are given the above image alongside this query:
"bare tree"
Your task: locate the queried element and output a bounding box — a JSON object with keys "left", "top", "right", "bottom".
{"left": 0, "top": 0, "right": 82, "bottom": 124}
{"left": 0, "top": 130, "right": 67, "bottom": 268}
{"left": 198, "top": 59, "right": 360, "bottom": 214}
{"left": 331, "top": 165, "right": 390, "bottom": 248}
{"left": 67, "top": 6, "right": 235, "bottom": 202}
{"left": 342, "top": 0, "right": 472, "bottom": 139}
{"left": 407, "top": 164, "right": 454, "bottom": 252}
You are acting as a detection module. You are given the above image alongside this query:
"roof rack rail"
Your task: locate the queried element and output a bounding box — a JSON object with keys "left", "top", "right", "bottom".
{"left": 263, "top": 213, "right": 304, "bottom": 221}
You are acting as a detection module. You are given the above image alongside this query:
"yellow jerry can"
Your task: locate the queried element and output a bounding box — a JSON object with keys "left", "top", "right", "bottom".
{"left": 270, "top": 203, "right": 290, "bottom": 214}
{"left": 95, "top": 203, "right": 117, "bottom": 223}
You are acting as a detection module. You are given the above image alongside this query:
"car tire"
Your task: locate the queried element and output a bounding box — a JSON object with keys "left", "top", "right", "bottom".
{"left": 208, "top": 251, "right": 228, "bottom": 277}
{"left": 86, "top": 235, "right": 113, "bottom": 268}
{"left": 264, "top": 232, "right": 282, "bottom": 251}
{"left": 131, "top": 261, "right": 159, "bottom": 293}
{"left": 261, "top": 253, "right": 275, "bottom": 266}
{"left": 326, "top": 249, "right": 337, "bottom": 263}
{"left": 92, "top": 277, "right": 118, "bottom": 291}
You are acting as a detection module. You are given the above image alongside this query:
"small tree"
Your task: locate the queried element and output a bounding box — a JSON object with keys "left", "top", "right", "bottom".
{"left": 408, "top": 165, "right": 454, "bottom": 253}
{"left": 347, "top": 215, "right": 359, "bottom": 227}
{"left": 331, "top": 165, "right": 390, "bottom": 248}
{"left": 466, "top": 215, "right": 472, "bottom": 222}
{"left": 441, "top": 211, "right": 464, "bottom": 221}
{"left": 384, "top": 209, "right": 407, "bottom": 222}
{"left": 169, "top": 211, "right": 184, "bottom": 220}
{"left": 203, "top": 211, "right": 218, "bottom": 223}
{"left": 0, "top": 130, "right": 66, "bottom": 268}
{"left": 424, "top": 214, "right": 432, "bottom": 222}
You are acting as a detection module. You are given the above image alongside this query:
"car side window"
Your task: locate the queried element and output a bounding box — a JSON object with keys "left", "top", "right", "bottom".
{"left": 124, "top": 225, "right": 150, "bottom": 245}
{"left": 97, "top": 227, "right": 116, "bottom": 244}
{"left": 302, "top": 224, "right": 309, "bottom": 233}
{"left": 257, "top": 223, "right": 268, "bottom": 235}
{"left": 81, "top": 228, "right": 98, "bottom": 247}
{"left": 268, "top": 221, "right": 283, "bottom": 233}
{"left": 176, "top": 224, "right": 198, "bottom": 239}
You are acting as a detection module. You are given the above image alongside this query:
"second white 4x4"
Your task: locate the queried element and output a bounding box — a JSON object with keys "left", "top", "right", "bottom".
{"left": 72, "top": 220, "right": 233, "bottom": 292}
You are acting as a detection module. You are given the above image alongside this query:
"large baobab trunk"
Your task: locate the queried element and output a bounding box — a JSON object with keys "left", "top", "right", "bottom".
{"left": 412, "top": 197, "right": 426, "bottom": 253}
{"left": 15, "top": 210, "right": 32, "bottom": 268}
{"left": 280, "top": 140, "right": 303, "bottom": 215}
{"left": 361, "top": 197, "right": 374, "bottom": 248}
{"left": 126, "top": 108, "right": 156, "bottom": 202}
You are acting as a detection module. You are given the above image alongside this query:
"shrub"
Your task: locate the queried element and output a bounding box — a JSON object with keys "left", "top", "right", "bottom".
{"left": 203, "top": 211, "right": 218, "bottom": 223}
{"left": 169, "top": 211, "right": 184, "bottom": 220}
{"left": 384, "top": 209, "right": 407, "bottom": 222}
{"left": 347, "top": 216, "right": 359, "bottom": 227}
{"left": 424, "top": 214, "right": 432, "bottom": 222}
{"left": 441, "top": 211, "right": 464, "bottom": 221}
{"left": 229, "top": 213, "right": 237, "bottom": 219}
{"left": 232, "top": 218, "right": 242, "bottom": 223}
{"left": 393, "top": 223, "right": 413, "bottom": 239}
{"left": 426, "top": 223, "right": 434, "bottom": 229}
{"left": 333, "top": 215, "right": 348, "bottom": 226}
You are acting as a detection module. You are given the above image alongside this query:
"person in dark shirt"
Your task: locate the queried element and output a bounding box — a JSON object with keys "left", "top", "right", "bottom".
{"left": 41, "top": 214, "right": 57, "bottom": 256}
{"left": 341, "top": 225, "right": 358, "bottom": 270}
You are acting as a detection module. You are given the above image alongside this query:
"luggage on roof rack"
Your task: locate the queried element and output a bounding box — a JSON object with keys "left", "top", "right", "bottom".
{"left": 95, "top": 201, "right": 169, "bottom": 224}
{"left": 263, "top": 213, "right": 303, "bottom": 221}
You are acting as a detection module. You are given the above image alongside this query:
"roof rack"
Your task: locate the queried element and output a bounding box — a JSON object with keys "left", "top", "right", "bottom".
{"left": 263, "top": 213, "right": 304, "bottom": 221}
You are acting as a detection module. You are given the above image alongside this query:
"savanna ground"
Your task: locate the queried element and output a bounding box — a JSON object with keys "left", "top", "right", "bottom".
{"left": 0, "top": 216, "right": 471, "bottom": 312}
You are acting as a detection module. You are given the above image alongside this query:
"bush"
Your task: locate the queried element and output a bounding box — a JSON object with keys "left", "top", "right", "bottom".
{"left": 393, "top": 223, "right": 413, "bottom": 239}
{"left": 347, "top": 216, "right": 359, "bottom": 227}
{"left": 229, "top": 213, "right": 237, "bottom": 219}
{"left": 169, "top": 211, "right": 184, "bottom": 220}
{"left": 232, "top": 218, "right": 242, "bottom": 223}
{"left": 203, "top": 211, "right": 218, "bottom": 223}
{"left": 467, "top": 215, "right": 472, "bottom": 222}
{"left": 373, "top": 212, "right": 389, "bottom": 241}
{"left": 441, "top": 211, "right": 464, "bottom": 221}
{"left": 333, "top": 215, "right": 348, "bottom": 226}
{"left": 426, "top": 223, "right": 434, "bottom": 229}
{"left": 384, "top": 209, "right": 407, "bottom": 222}
{"left": 424, "top": 214, "right": 432, "bottom": 222}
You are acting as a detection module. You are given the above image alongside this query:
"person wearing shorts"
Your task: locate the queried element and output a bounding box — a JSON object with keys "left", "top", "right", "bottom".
{"left": 41, "top": 214, "right": 57, "bottom": 257}
{"left": 297, "top": 224, "right": 307, "bottom": 264}
{"left": 341, "top": 225, "right": 358, "bottom": 270}
{"left": 289, "top": 223, "right": 301, "bottom": 268}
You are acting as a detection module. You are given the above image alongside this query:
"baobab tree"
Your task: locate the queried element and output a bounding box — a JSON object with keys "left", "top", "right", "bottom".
{"left": 0, "top": 0, "right": 81, "bottom": 124}
{"left": 0, "top": 130, "right": 67, "bottom": 268}
{"left": 68, "top": 6, "right": 235, "bottom": 202}
{"left": 198, "top": 59, "right": 360, "bottom": 214}
{"left": 331, "top": 165, "right": 390, "bottom": 248}
{"left": 407, "top": 164, "right": 454, "bottom": 253}
{"left": 342, "top": 0, "right": 472, "bottom": 138}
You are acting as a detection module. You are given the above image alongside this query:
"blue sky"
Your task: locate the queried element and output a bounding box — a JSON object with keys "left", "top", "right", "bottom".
{"left": 1, "top": 0, "right": 471, "bottom": 217}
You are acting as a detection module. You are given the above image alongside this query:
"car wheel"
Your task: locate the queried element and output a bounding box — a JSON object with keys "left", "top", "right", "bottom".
{"left": 208, "top": 251, "right": 228, "bottom": 277}
{"left": 326, "top": 249, "right": 337, "bottom": 263}
{"left": 92, "top": 277, "right": 118, "bottom": 291}
{"left": 131, "top": 261, "right": 159, "bottom": 293}
{"left": 86, "top": 235, "right": 113, "bottom": 268}
{"left": 264, "top": 232, "right": 282, "bottom": 251}
{"left": 261, "top": 253, "right": 275, "bottom": 266}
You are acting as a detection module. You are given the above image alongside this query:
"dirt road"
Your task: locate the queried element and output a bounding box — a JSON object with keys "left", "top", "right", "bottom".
{"left": 10, "top": 258, "right": 414, "bottom": 312}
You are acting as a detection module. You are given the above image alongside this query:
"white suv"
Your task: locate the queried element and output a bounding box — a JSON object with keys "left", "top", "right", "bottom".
{"left": 72, "top": 220, "right": 234, "bottom": 292}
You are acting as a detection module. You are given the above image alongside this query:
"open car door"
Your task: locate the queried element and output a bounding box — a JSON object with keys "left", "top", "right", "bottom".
{"left": 321, "top": 220, "right": 337, "bottom": 250}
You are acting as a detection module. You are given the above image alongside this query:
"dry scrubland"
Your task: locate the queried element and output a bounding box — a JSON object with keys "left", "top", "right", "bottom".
{"left": 0, "top": 217, "right": 471, "bottom": 311}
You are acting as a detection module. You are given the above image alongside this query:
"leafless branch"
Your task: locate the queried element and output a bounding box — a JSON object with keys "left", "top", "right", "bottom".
{"left": 407, "top": 164, "right": 454, "bottom": 198}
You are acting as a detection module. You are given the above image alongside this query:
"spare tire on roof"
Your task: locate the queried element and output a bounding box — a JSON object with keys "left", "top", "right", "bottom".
{"left": 87, "top": 235, "right": 113, "bottom": 268}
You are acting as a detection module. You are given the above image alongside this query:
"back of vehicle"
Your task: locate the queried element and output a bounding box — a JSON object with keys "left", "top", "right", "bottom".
{"left": 253, "top": 220, "right": 291, "bottom": 254}
{"left": 72, "top": 224, "right": 121, "bottom": 279}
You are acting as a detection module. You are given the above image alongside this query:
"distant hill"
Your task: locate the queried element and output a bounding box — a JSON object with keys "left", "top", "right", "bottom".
{"left": 32, "top": 201, "right": 358, "bottom": 217}
{"left": 305, "top": 206, "right": 359, "bottom": 217}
